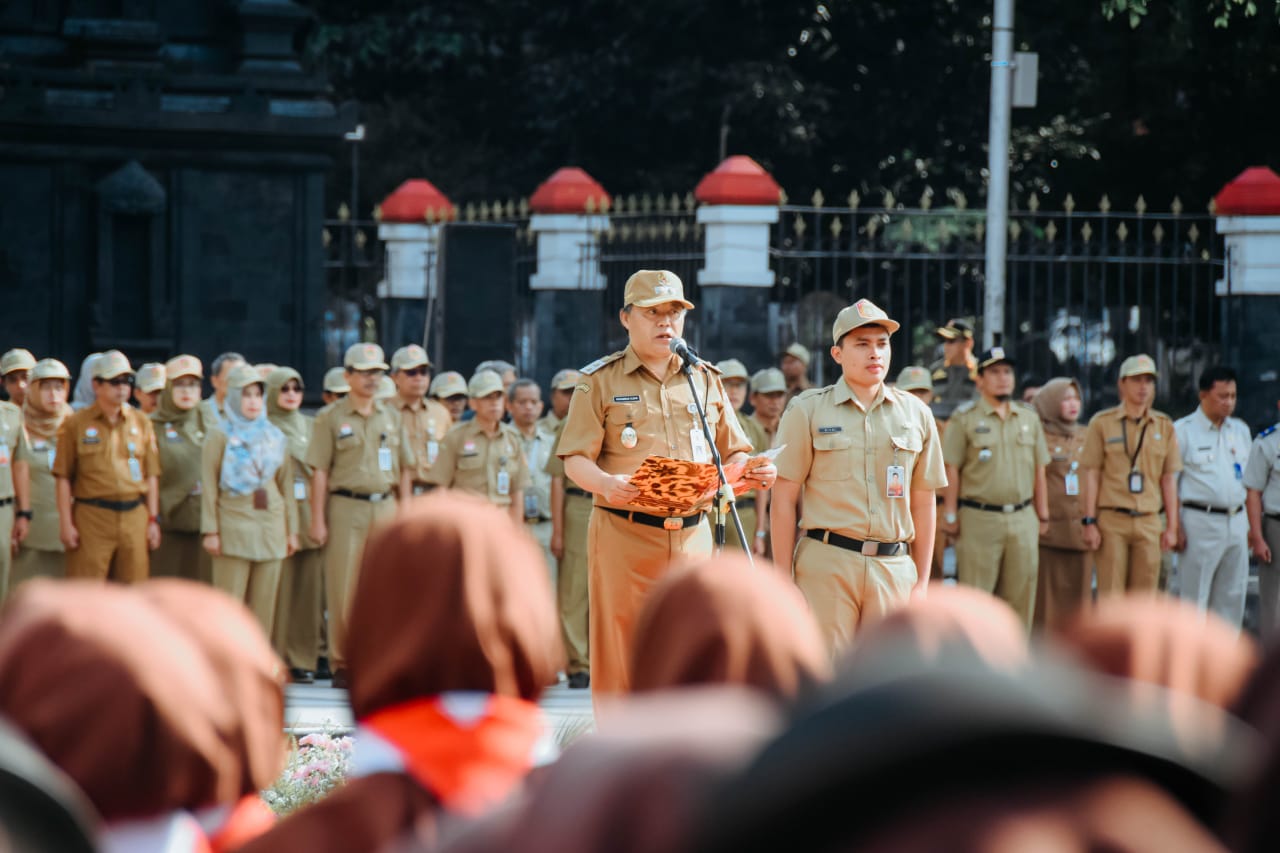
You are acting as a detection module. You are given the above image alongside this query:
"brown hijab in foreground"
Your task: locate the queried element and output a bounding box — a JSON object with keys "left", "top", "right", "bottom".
{"left": 629, "top": 555, "right": 829, "bottom": 699}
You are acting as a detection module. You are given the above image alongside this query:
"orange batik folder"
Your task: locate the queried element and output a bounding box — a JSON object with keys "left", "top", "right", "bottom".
{"left": 624, "top": 447, "right": 785, "bottom": 515}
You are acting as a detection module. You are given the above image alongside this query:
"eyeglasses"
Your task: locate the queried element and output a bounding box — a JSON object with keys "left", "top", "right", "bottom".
{"left": 102, "top": 375, "right": 136, "bottom": 388}
{"left": 401, "top": 367, "right": 429, "bottom": 377}
{"left": 281, "top": 383, "right": 303, "bottom": 393}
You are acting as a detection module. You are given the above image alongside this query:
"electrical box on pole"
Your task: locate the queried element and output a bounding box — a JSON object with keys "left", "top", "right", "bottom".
{"left": 1012, "top": 52, "right": 1038, "bottom": 108}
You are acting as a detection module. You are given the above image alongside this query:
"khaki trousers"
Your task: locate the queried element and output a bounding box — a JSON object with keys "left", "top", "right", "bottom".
{"left": 526, "top": 519, "right": 556, "bottom": 588}
{"left": 1034, "top": 547, "right": 1092, "bottom": 631}
{"left": 1095, "top": 511, "right": 1162, "bottom": 597}
{"left": 324, "top": 494, "right": 396, "bottom": 671}
{"left": 559, "top": 494, "right": 592, "bottom": 675}
{"left": 1257, "top": 516, "right": 1280, "bottom": 645}
{"left": 273, "top": 547, "right": 324, "bottom": 671}
{"left": 150, "top": 530, "right": 211, "bottom": 584}
{"left": 588, "top": 507, "right": 711, "bottom": 709}
{"left": 65, "top": 503, "right": 149, "bottom": 583}
{"left": 9, "top": 547, "right": 63, "bottom": 597}
{"left": 212, "top": 556, "right": 281, "bottom": 635}
{"left": 723, "top": 503, "right": 758, "bottom": 553}
{"left": 955, "top": 505, "right": 1039, "bottom": 630}
{"left": 0, "top": 509, "right": 12, "bottom": 596}
{"left": 793, "top": 535, "right": 918, "bottom": 657}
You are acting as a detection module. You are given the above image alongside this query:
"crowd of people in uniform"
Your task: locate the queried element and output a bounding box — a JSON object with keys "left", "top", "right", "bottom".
{"left": 1, "top": 267, "right": 1280, "bottom": 849}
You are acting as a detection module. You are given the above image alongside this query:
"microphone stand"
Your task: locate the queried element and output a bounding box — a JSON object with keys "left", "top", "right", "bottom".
{"left": 679, "top": 356, "right": 753, "bottom": 566}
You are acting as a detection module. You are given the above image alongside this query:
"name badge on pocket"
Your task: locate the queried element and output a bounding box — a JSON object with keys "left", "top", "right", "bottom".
{"left": 127, "top": 457, "right": 142, "bottom": 482}
{"left": 294, "top": 478, "right": 308, "bottom": 500}
{"left": 1128, "top": 471, "right": 1144, "bottom": 493}
{"left": 496, "top": 469, "right": 511, "bottom": 496}
{"left": 427, "top": 440, "right": 439, "bottom": 465}
{"left": 690, "top": 428, "right": 710, "bottom": 464}
{"left": 378, "top": 446, "right": 393, "bottom": 472}
{"left": 1064, "top": 472, "right": 1080, "bottom": 496}
{"left": 886, "top": 464, "right": 906, "bottom": 498}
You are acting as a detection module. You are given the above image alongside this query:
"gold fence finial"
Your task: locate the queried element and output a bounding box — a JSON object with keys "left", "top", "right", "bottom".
{"left": 779, "top": 188, "right": 789, "bottom": 205}
{"left": 1116, "top": 222, "right": 1129, "bottom": 242}
{"left": 640, "top": 193, "right": 654, "bottom": 213}
{"left": 1152, "top": 223, "right": 1165, "bottom": 244}
{"left": 1188, "top": 223, "right": 1200, "bottom": 243}
{"left": 1081, "top": 222, "right": 1093, "bottom": 243}
{"left": 1008, "top": 220, "right": 1021, "bottom": 240}
{"left": 1099, "top": 194, "right": 1112, "bottom": 213}
{"left": 463, "top": 202, "right": 477, "bottom": 221}
{"left": 831, "top": 217, "right": 844, "bottom": 238}
{"left": 812, "top": 189, "right": 825, "bottom": 208}
{"left": 519, "top": 197, "right": 530, "bottom": 217}
{"left": 585, "top": 196, "right": 596, "bottom": 214}
{"left": 1063, "top": 193, "right": 1076, "bottom": 215}
{"left": 1027, "top": 192, "right": 1040, "bottom": 212}
{"left": 793, "top": 214, "right": 807, "bottom": 238}
{"left": 920, "top": 188, "right": 933, "bottom": 210}
{"left": 848, "top": 190, "right": 861, "bottom": 209}
{"left": 883, "top": 189, "right": 896, "bottom": 209}
{"left": 655, "top": 194, "right": 667, "bottom": 213}
{"left": 1044, "top": 221, "right": 1058, "bottom": 242}
{"left": 1170, "top": 196, "right": 1184, "bottom": 215}
{"left": 1135, "top": 195, "right": 1147, "bottom": 216}
{"left": 337, "top": 202, "right": 350, "bottom": 222}
{"left": 372, "top": 204, "right": 383, "bottom": 222}
{"left": 684, "top": 192, "right": 697, "bottom": 212}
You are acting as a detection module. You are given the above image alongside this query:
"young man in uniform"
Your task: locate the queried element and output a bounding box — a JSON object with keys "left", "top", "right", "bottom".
{"left": 546, "top": 417, "right": 592, "bottom": 689}
{"left": 199, "top": 352, "right": 245, "bottom": 425}
{"left": 1246, "top": 396, "right": 1280, "bottom": 643}
{"left": 388, "top": 345, "right": 451, "bottom": 496}
{"left": 772, "top": 299, "right": 945, "bottom": 655}
{"left": 306, "top": 343, "right": 413, "bottom": 689}
{"left": 897, "top": 364, "right": 946, "bottom": 580}
{"left": 508, "top": 378, "right": 555, "bottom": 563}
{"left": 1, "top": 349, "right": 35, "bottom": 407}
{"left": 929, "top": 319, "right": 978, "bottom": 420}
{"left": 717, "top": 358, "right": 767, "bottom": 553}
{"left": 1080, "top": 354, "right": 1182, "bottom": 597}
{"left": 0, "top": 376, "right": 31, "bottom": 595}
{"left": 541, "top": 369, "right": 580, "bottom": 432}
{"left": 779, "top": 343, "right": 812, "bottom": 401}
{"left": 321, "top": 367, "right": 349, "bottom": 406}
{"left": 53, "top": 350, "right": 161, "bottom": 582}
{"left": 429, "top": 371, "right": 469, "bottom": 423}
{"left": 1172, "top": 365, "right": 1251, "bottom": 627}
{"left": 557, "top": 269, "right": 770, "bottom": 704}
{"left": 132, "top": 363, "right": 166, "bottom": 415}
{"left": 940, "top": 348, "right": 1050, "bottom": 630}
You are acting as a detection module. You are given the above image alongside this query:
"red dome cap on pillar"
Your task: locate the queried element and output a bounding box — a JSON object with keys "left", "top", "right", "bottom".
{"left": 378, "top": 179, "right": 456, "bottom": 222}
{"left": 695, "top": 156, "right": 782, "bottom": 206}
{"left": 1214, "top": 167, "right": 1280, "bottom": 216}
{"left": 529, "top": 168, "right": 611, "bottom": 213}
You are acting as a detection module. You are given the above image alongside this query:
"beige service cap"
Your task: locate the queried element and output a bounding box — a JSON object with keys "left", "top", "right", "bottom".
{"left": 344, "top": 342, "right": 389, "bottom": 371}
{"left": 226, "top": 364, "right": 264, "bottom": 390}
{"left": 832, "top": 298, "right": 900, "bottom": 344}
{"left": 896, "top": 365, "right": 934, "bottom": 392}
{"left": 716, "top": 359, "right": 750, "bottom": 381}
{"left": 936, "top": 318, "right": 975, "bottom": 341}
{"left": 165, "top": 355, "right": 203, "bottom": 380}
{"left": 136, "top": 363, "right": 167, "bottom": 393}
{"left": 551, "top": 369, "right": 581, "bottom": 391}
{"left": 623, "top": 270, "right": 694, "bottom": 310}
{"left": 92, "top": 350, "right": 134, "bottom": 380}
{"left": 468, "top": 370, "right": 504, "bottom": 398}
{"left": 430, "top": 371, "right": 468, "bottom": 398}
{"left": 376, "top": 375, "right": 397, "bottom": 400}
{"left": 780, "top": 343, "right": 811, "bottom": 367}
{"left": 0, "top": 348, "right": 36, "bottom": 376}
{"left": 30, "top": 358, "right": 71, "bottom": 383}
{"left": 255, "top": 363, "right": 278, "bottom": 380}
{"left": 751, "top": 367, "right": 787, "bottom": 395}
{"left": 391, "top": 345, "right": 432, "bottom": 372}
{"left": 1119, "top": 353, "right": 1158, "bottom": 379}
{"left": 323, "top": 366, "right": 350, "bottom": 394}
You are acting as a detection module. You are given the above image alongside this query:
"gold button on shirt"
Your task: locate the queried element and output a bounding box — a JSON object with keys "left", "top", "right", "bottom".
{"left": 1080, "top": 407, "right": 1181, "bottom": 514}
{"left": 389, "top": 395, "right": 452, "bottom": 483}
{"left": 556, "top": 347, "right": 753, "bottom": 514}
{"left": 774, "top": 382, "right": 946, "bottom": 542}
{"left": 305, "top": 398, "right": 413, "bottom": 494}
{"left": 427, "top": 420, "right": 530, "bottom": 506}
{"left": 52, "top": 403, "right": 160, "bottom": 500}
{"left": 943, "top": 400, "right": 1050, "bottom": 505}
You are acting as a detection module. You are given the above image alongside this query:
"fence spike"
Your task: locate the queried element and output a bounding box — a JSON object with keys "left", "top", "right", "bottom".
{"left": 848, "top": 190, "right": 861, "bottom": 209}
{"left": 372, "top": 204, "right": 383, "bottom": 222}
{"left": 1116, "top": 221, "right": 1129, "bottom": 242}
{"left": 1188, "top": 223, "right": 1200, "bottom": 244}
{"left": 954, "top": 190, "right": 968, "bottom": 211}
{"left": 322, "top": 227, "right": 331, "bottom": 248}
{"left": 974, "top": 219, "right": 984, "bottom": 241}
{"left": 812, "top": 189, "right": 825, "bottom": 208}
{"left": 584, "top": 197, "right": 596, "bottom": 214}
{"left": 1063, "top": 194, "right": 1076, "bottom": 215}
{"left": 1152, "top": 223, "right": 1165, "bottom": 244}
{"left": 1027, "top": 193, "right": 1040, "bottom": 212}
{"left": 793, "top": 214, "right": 807, "bottom": 238}
{"left": 662, "top": 220, "right": 674, "bottom": 239}
{"left": 506, "top": 199, "right": 516, "bottom": 218}
{"left": 677, "top": 220, "right": 689, "bottom": 240}
{"left": 865, "top": 216, "right": 879, "bottom": 237}
{"left": 902, "top": 218, "right": 915, "bottom": 239}
{"left": 355, "top": 229, "right": 367, "bottom": 250}
{"left": 1080, "top": 221, "right": 1093, "bottom": 243}
{"left": 779, "top": 188, "right": 789, "bottom": 205}
{"left": 337, "top": 202, "right": 350, "bottom": 222}
{"left": 641, "top": 194, "right": 654, "bottom": 213}
{"left": 654, "top": 194, "right": 667, "bottom": 213}
{"left": 1170, "top": 196, "right": 1183, "bottom": 216}
{"left": 1134, "top": 195, "right": 1147, "bottom": 216}
{"left": 920, "top": 189, "right": 933, "bottom": 210}
{"left": 600, "top": 196, "right": 612, "bottom": 213}
{"left": 464, "top": 202, "right": 477, "bottom": 221}
{"left": 519, "top": 197, "right": 530, "bottom": 217}
{"left": 831, "top": 217, "right": 844, "bottom": 238}
{"left": 883, "top": 189, "right": 896, "bottom": 209}
{"left": 1044, "top": 221, "right": 1058, "bottom": 242}
{"left": 423, "top": 207, "right": 436, "bottom": 225}
{"left": 1208, "top": 198, "right": 1217, "bottom": 215}
{"left": 1009, "top": 220, "right": 1021, "bottom": 240}
{"left": 684, "top": 192, "right": 697, "bottom": 212}
{"left": 1098, "top": 194, "right": 1112, "bottom": 213}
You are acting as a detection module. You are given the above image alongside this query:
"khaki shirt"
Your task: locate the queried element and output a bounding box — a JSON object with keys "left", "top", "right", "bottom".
{"left": 745, "top": 412, "right": 778, "bottom": 449}
{"left": 305, "top": 398, "right": 413, "bottom": 494}
{"left": 539, "top": 412, "right": 564, "bottom": 433}
{"left": 389, "top": 395, "right": 452, "bottom": 484}
{"left": 736, "top": 410, "right": 768, "bottom": 501}
{"left": 427, "top": 419, "right": 530, "bottom": 507}
{"left": 16, "top": 429, "right": 59, "bottom": 551}
{"left": 53, "top": 403, "right": 160, "bottom": 500}
{"left": 929, "top": 361, "right": 978, "bottom": 420}
{"left": 1080, "top": 406, "right": 1181, "bottom": 514}
{"left": 1041, "top": 427, "right": 1088, "bottom": 550}
{"left": 0, "top": 402, "right": 28, "bottom": 499}
{"left": 201, "top": 429, "right": 297, "bottom": 561}
{"left": 1243, "top": 423, "right": 1280, "bottom": 514}
{"left": 774, "top": 381, "right": 946, "bottom": 542}
{"left": 198, "top": 397, "right": 225, "bottom": 429}
{"left": 152, "top": 416, "right": 207, "bottom": 533}
{"left": 556, "top": 346, "right": 753, "bottom": 513}
{"left": 943, "top": 399, "right": 1050, "bottom": 505}
{"left": 517, "top": 423, "right": 556, "bottom": 519}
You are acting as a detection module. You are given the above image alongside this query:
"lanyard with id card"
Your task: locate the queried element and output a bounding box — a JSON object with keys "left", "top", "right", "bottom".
{"left": 1064, "top": 460, "right": 1080, "bottom": 496}
{"left": 378, "top": 433, "right": 393, "bottom": 473}
{"left": 496, "top": 456, "right": 511, "bottom": 496}
{"left": 1121, "top": 418, "right": 1149, "bottom": 494}
{"left": 126, "top": 441, "right": 142, "bottom": 482}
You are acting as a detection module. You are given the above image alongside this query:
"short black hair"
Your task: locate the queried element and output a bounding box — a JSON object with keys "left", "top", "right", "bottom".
{"left": 1198, "top": 365, "right": 1238, "bottom": 391}
{"left": 836, "top": 323, "right": 887, "bottom": 347}
{"left": 507, "top": 377, "right": 540, "bottom": 402}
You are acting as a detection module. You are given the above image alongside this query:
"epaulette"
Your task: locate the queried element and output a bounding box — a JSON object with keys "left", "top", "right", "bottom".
{"left": 953, "top": 400, "right": 977, "bottom": 415}
{"left": 932, "top": 368, "right": 947, "bottom": 381}
{"left": 1013, "top": 400, "right": 1035, "bottom": 413}
{"left": 703, "top": 361, "right": 723, "bottom": 375}
{"left": 579, "top": 351, "right": 625, "bottom": 375}
{"left": 796, "top": 387, "right": 826, "bottom": 402}
{"left": 1260, "top": 424, "right": 1278, "bottom": 438}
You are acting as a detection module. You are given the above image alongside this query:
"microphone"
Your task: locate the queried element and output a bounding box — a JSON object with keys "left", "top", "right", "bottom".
{"left": 669, "top": 337, "right": 706, "bottom": 367}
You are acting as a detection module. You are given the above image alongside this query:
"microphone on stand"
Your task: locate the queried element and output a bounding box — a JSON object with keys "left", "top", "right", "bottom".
{"left": 668, "top": 337, "right": 706, "bottom": 367}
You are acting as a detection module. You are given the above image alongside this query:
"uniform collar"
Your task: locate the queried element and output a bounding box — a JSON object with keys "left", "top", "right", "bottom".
{"left": 392, "top": 395, "right": 424, "bottom": 413}
{"left": 335, "top": 396, "right": 383, "bottom": 418}
{"left": 621, "top": 344, "right": 681, "bottom": 379}
{"left": 978, "top": 397, "right": 1021, "bottom": 417}
{"left": 832, "top": 379, "right": 889, "bottom": 409}
{"left": 1192, "top": 406, "right": 1227, "bottom": 432}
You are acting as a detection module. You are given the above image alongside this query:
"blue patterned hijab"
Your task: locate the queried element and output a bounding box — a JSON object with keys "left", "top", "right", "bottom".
{"left": 218, "top": 379, "right": 287, "bottom": 496}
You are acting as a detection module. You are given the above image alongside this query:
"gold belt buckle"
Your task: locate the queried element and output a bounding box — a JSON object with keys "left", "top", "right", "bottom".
{"left": 663, "top": 516, "right": 682, "bottom": 531}
{"left": 861, "top": 540, "right": 879, "bottom": 557}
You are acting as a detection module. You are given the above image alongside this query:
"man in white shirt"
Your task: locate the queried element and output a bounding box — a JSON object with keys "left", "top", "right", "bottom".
{"left": 1173, "top": 366, "right": 1251, "bottom": 626}
{"left": 1244, "top": 398, "right": 1280, "bottom": 643}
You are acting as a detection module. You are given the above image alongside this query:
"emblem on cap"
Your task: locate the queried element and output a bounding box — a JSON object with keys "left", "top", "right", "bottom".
{"left": 855, "top": 299, "right": 874, "bottom": 319}
{"left": 991, "top": 346, "right": 1005, "bottom": 360}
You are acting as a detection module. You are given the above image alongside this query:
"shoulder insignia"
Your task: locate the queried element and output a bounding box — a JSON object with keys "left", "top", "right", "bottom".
{"left": 1261, "top": 424, "right": 1279, "bottom": 438}
{"left": 932, "top": 368, "right": 947, "bottom": 381}
{"left": 1013, "top": 400, "right": 1035, "bottom": 413}
{"left": 953, "top": 400, "right": 976, "bottom": 415}
{"left": 579, "top": 351, "right": 625, "bottom": 376}
{"left": 704, "top": 362, "right": 723, "bottom": 375}
{"left": 796, "top": 387, "right": 826, "bottom": 402}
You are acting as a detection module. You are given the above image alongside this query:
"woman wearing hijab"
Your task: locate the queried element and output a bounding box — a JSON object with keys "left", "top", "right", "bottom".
{"left": 1032, "top": 377, "right": 1093, "bottom": 629}
{"left": 151, "top": 355, "right": 212, "bottom": 583}
{"left": 237, "top": 490, "right": 562, "bottom": 853}
{"left": 629, "top": 554, "right": 829, "bottom": 701}
{"left": 201, "top": 364, "right": 297, "bottom": 634}
{"left": 10, "top": 359, "right": 73, "bottom": 590}
{"left": 69, "top": 353, "right": 101, "bottom": 412}
{"left": 266, "top": 366, "right": 325, "bottom": 683}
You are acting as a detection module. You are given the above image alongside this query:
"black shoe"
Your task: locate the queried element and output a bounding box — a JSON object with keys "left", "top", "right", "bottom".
{"left": 315, "top": 656, "right": 333, "bottom": 681}
{"left": 331, "top": 668, "right": 350, "bottom": 690}
{"left": 567, "top": 671, "right": 590, "bottom": 689}
{"left": 289, "top": 668, "right": 315, "bottom": 684}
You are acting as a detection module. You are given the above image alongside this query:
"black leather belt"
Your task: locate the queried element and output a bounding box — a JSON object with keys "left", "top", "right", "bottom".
{"left": 76, "top": 497, "right": 143, "bottom": 512}
{"left": 806, "top": 529, "right": 908, "bottom": 557}
{"left": 332, "top": 489, "right": 393, "bottom": 503}
{"left": 1101, "top": 506, "right": 1153, "bottom": 517}
{"left": 565, "top": 486, "right": 590, "bottom": 499}
{"left": 959, "top": 498, "right": 1031, "bottom": 514}
{"left": 1267, "top": 511, "right": 1280, "bottom": 522}
{"left": 1182, "top": 501, "right": 1244, "bottom": 517}
{"left": 601, "top": 506, "right": 704, "bottom": 531}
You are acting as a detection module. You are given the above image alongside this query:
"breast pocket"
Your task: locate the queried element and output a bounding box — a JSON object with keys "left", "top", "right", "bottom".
{"left": 457, "top": 454, "right": 483, "bottom": 471}
{"left": 891, "top": 429, "right": 923, "bottom": 459}
{"left": 811, "top": 433, "right": 853, "bottom": 480}
{"left": 605, "top": 404, "right": 648, "bottom": 449}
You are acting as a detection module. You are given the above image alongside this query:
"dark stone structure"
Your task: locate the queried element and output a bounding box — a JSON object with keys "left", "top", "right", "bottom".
{"left": 0, "top": 1, "right": 352, "bottom": 388}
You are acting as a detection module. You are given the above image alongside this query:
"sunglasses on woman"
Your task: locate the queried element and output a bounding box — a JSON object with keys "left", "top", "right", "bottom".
{"left": 281, "top": 383, "right": 303, "bottom": 393}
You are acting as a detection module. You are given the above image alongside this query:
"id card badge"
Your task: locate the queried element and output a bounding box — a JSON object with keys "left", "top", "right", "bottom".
{"left": 690, "top": 428, "right": 710, "bottom": 464}
{"left": 48, "top": 448, "right": 56, "bottom": 470}
{"left": 127, "top": 457, "right": 142, "bottom": 482}
{"left": 294, "top": 477, "right": 308, "bottom": 500}
{"left": 496, "top": 469, "right": 511, "bottom": 496}
{"left": 524, "top": 493, "right": 539, "bottom": 520}
{"left": 253, "top": 488, "right": 269, "bottom": 510}
{"left": 427, "top": 440, "right": 439, "bottom": 465}
{"left": 0, "top": 442, "right": 10, "bottom": 467}
{"left": 1234, "top": 461, "right": 1244, "bottom": 481}
{"left": 1128, "top": 471, "right": 1144, "bottom": 493}
{"left": 378, "top": 446, "right": 393, "bottom": 472}
{"left": 886, "top": 464, "right": 906, "bottom": 498}
{"left": 1064, "top": 472, "right": 1080, "bottom": 496}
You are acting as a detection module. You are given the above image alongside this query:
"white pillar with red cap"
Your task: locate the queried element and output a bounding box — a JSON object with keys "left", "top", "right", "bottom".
{"left": 694, "top": 156, "right": 781, "bottom": 288}
{"left": 528, "top": 168, "right": 610, "bottom": 290}
{"left": 376, "top": 179, "right": 456, "bottom": 299}
{"left": 1214, "top": 167, "right": 1280, "bottom": 296}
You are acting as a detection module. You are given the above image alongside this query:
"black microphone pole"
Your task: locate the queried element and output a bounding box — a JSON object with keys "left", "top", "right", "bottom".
{"left": 671, "top": 338, "right": 753, "bottom": 565}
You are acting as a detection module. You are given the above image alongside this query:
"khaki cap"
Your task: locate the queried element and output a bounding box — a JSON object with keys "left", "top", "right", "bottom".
{"left": 468, "top": 370, "right": 505, "bottom": 398}
{"left": 136, "top": 363, "right": 167, "bottom": 393}
{"left": 255, "top": 363, "right": 278, "bottom": 380}
{"left": 0, "top": 348, "right": 35, "bottom": 376}
{"left": 391, "top": 344, "right": 432, "bottom": 371}
{"left": 623, "top": 270, "right": 694, "bottom": 310}
{"left": 977, "top": 346, "right": 1016, "bottom": 372}
{"left": 92, "top": 350, "right": 134, "bottom": 380}
{"left": 936, "top": 318, "right": 975, "bottom": 340}
{"left": 226, "top": 364, "right": 264, "bottom": 390}
{"left": 551, "top": 369, "right": 581, "bottom": 391}
{"left": 323, "top": 366, "right": 350, "bottom": 394}
{"left": 896, "top": 365, "right": 934, "bottom": 392}
{"left": 344, "top": 342, "right": 389, "bottom": 371}
{"left": 430, "top": 371, "right": 468, "bottom": 398}
{"left": 376, "top": 376, "right": 397, "bottom": 399}
{"left": 164, "top": 354, "right": 203, "bottom": 380}
{"left": 832, "top": 298, "right": 900, "bottom": 344}
{"left": 1119, "top": 353, "right": 1158, "bottom": 379}
{"left": 716, "top": 359, "right": 750, "bottom": 381}
{"left": 751, "top": 368, "right": 787, "bottom": 395}
{"left": 30, "top": 358, "right": 71, "bottom": 383}
{"left": 780, "top": 343, "right": 811, "bottom": 367}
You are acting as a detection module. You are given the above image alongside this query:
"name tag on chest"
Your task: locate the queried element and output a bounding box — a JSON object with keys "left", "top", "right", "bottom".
{"left": 613, "top": 395, "right": 641, "bottom": 403}
{"left": 378, "top": 446, "right": 393, "bottom": 472}
{"left": 690, "top": 428, "right": 710, "bottom": 463}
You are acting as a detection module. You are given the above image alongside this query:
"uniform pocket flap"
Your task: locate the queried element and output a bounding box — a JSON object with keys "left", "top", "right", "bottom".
{"left": 605, "top": 406, "right": 642, "bottom": 425}
{"left": 813, "top": 433, "right": 852, "bottom": 451}
{"left": 891, "top": 432, "right": 923, "bottom": 453}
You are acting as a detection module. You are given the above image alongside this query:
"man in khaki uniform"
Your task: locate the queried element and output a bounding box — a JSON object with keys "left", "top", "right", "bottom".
{"left": 388, "top": 344, "right": 452, "bottom": 495}
{"left": 11, "top": 358, "right": 71, "bottom": 592}
{"left": 1245, "top": 402, "right": 1280, "bottom": 643}
{"left": 508, "top": 378, "right": 556, "bottom": 563}
{"left": 429, "top": 372, "right": 530, "bottom": 525}
{"left": 746, "top": 367, "right": 788, "bottom": 557}
{"left": 773, "top": 299, "right": 945, "bottom": 655}
{"left": 940, "top": 348, "right": 1050, "bottom": 630}
{"left": 717, "top": 358, "right": 767, "bottom": 553}
{"left": 558, "top": 269, "right": 768, "bottom": 705}
{"left": 1, "top": 348, "right": 35, "bottom": 407}
{"left": 322, "top": 366, "right": 349, "bottom": 406}
{"left": 541, "top": 369, "right": 580, "bottom": 432}
{"left": 1080, "top": 354, "right": 1182, "bottom": 596}
{"left": 429, "top": 371, "right": 469, "bottom": 423}
{"left": 306, "top": 343, "right": 413, "bottom": 688}
{"left": 132, "top": 363, "right": 165, "bottom": 415}
{"left": 930, "top": 319, "right": 978, "bottom": 420}
{"left": 779, "top": 343, "right": 812, "bottom": 401}
{"left": 897, "top": 364, "right": 948, "bottom": 581}
{"left": 53, "top": 350, "right": 161, "bottom": 583}
{"left": 0, "top": 380, "right": 32, "bottom": 594}
{"left": 546, "top": 419, "right": 591, "bottom": 689}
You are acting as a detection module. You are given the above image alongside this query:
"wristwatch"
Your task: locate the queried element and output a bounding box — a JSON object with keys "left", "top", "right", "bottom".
{"left": 15, "top": 510, "right": 32, "bottom": 521}
{"left": 754, "top": 531, "right": 767, "bottom": 539}
{"left": 1080, "top": 516, "right": 1097, "bottom": 526}
{"left": 944, "top": 512, "right": 957, "bottom": 524}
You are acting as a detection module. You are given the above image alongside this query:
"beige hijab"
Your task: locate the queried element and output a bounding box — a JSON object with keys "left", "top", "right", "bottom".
{"left": 1033, "top": 377, "right": 1084, "bottom": 437}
